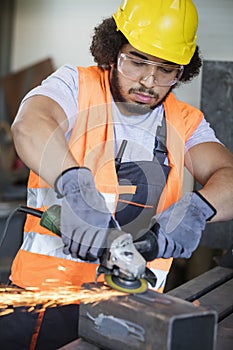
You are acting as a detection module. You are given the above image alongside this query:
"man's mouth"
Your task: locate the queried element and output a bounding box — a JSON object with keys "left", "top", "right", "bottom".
{"left": 133, "top": 92, "right": 155, "bottom": 104}
{"left": 129, "top": 88, "right": 158, "bottom": 104}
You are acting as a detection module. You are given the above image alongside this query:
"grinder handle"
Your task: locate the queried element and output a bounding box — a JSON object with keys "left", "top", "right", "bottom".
{"left": 133, "top": 226, "right": 159, "bottom": 261}
{"left": 18, "top": 204, "right": 62, "bottom": 235}
{"left": 18, "top": 204, "right": 120, "bottom": 237}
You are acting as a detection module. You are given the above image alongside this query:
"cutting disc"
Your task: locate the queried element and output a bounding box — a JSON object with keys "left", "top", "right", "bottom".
{"left": 105, "top": 274, "right": 148, "bottom": 294}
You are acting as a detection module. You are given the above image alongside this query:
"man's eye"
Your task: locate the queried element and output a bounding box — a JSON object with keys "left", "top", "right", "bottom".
{"left": 131, "top": 60, "right": 146, "bottom": 67}
{"left": 159, "top": 67, "right": 175, "bottom": 74}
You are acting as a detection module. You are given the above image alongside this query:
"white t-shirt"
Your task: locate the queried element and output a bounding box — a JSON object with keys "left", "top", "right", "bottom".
{"left": 23, "top": 64, "right": 221, "bottom": 162}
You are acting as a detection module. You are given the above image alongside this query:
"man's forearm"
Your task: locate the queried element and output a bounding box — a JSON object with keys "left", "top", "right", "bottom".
{"left": 199, "top": 167, "right": 233, "bottom": 222}
{"left": 12, "top": 119, "right": 77, "bottom": 186}
{"left": 185, "top": 142, "right": 233, "bottom": 223}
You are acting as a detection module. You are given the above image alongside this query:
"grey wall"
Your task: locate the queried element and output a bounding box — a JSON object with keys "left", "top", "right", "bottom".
{"left": 197, "top": 61, "right": 233, "bottom": 249}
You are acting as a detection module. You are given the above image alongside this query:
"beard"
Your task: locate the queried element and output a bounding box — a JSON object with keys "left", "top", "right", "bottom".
{"left": 109, "top": 66, "right": 171, "bottom": 115}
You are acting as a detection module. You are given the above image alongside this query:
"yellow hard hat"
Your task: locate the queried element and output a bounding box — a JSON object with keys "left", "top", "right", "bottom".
{"left": 113, "top": 0, "right": 198, "bottom": 65}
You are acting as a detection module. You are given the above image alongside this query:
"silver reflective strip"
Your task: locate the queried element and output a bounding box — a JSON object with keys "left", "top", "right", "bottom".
{"left": 27, "top": 187, "right": 61, "bottom": 208}
{"left": 27, "top": 187, "right": 116, "bottom": 213}
{"left": 21, "top": 231, "right": 99, "bottom": 263}
{"left": 101, "top": 192, "right": 116, "bottom": 214}
{"left": 149, "top": 268, "right": 169, "bottom": 290}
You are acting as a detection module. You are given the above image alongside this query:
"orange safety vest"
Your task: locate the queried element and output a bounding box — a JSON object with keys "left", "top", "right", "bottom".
{"left": 11, "top": 66, "right": 203, "bottom": 292}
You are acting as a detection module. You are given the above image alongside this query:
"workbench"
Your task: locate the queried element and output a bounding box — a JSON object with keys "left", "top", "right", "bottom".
{"left": 60, "top": 266, "right": 233, "bottom": 350}
{"left": 168, "top": 266, "right": 233, "bottom": 350}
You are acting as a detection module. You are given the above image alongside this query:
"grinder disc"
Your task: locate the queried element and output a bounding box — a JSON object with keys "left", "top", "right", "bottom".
{"left": 105, "top": 274, "right": 148, "bottom": 294}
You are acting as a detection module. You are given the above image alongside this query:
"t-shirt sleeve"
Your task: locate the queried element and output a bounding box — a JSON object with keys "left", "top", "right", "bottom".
{"left": 185, "top": 117, "right": 223, "bottom": 153}
{"left": 21, "top": 64, "right": 79, "bottom": 134}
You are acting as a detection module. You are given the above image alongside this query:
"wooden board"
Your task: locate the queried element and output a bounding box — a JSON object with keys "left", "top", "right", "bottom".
{"left": 0, "top": 58, "right": 54, "bottom": 121}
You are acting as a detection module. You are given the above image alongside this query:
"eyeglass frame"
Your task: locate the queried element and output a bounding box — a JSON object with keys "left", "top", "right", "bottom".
{"left": 117, "top": 52, "right": 184, "bottom": 87}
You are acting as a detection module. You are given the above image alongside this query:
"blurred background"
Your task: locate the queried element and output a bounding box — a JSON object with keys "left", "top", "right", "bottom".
{"left": 0, "top": 0, "right": 232, "bottom": 288}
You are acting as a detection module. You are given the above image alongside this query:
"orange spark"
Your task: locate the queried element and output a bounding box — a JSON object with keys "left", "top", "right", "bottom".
{"left": 0, "top": 284, "right": 126, "bottom": 316}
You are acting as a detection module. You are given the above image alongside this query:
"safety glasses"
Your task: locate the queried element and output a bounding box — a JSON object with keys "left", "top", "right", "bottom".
{"left": 117, "top": 52, "right": 184, "bottom": 87}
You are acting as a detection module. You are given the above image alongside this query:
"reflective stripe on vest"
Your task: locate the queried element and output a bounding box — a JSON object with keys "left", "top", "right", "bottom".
{"left": 27, "top": 187, "right": 60, "bottom": 208}
{"left": 11, "top": 66, "right": 203, "bottom": 291}
{"left": 20, "top": 231, "right": 91, "bottom": 262}
{"left": 27, "top": 187, "right": 116, "bottom": 215}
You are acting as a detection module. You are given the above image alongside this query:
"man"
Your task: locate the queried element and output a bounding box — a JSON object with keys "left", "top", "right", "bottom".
{"left": 4, "top": 0, "right": 233, "bottom": 348}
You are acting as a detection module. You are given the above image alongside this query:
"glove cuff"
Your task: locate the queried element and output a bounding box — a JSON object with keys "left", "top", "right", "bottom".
{"left": 54, "top": 166, "right": 90, "bottom": 198}
{"left": 193, "top": 191, "right": 217, "bottom": 221}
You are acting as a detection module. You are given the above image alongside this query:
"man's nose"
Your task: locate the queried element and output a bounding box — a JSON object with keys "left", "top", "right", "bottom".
{"left": 139, "top": 66, "right": 157, "bottom": 88}
{"left": 139, "top": 73, "right": 157, "bottom": 88}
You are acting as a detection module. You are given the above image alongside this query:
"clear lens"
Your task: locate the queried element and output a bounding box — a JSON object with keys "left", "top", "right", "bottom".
{"left": 117, "top": 53, "right": 183, "bottom": 87}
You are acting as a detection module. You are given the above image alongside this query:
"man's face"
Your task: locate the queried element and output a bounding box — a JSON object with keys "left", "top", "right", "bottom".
{"left": 110, "top": 44, "right": 175, "bottom": 114}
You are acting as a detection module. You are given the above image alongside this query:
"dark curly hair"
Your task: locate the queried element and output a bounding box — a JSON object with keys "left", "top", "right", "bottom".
{"left": 90, "top": 17, "right": 202, "bottom": 83}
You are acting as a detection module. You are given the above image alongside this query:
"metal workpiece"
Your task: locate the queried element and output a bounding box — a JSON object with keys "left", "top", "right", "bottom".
{"left": 59, "top": 338, "right": 100, "bottom": 350}
{"left": 86, "top": 312, "right": 145, "bottom": 343}
{"left": 79, "top": 283, "right": 217, "bottom": 350}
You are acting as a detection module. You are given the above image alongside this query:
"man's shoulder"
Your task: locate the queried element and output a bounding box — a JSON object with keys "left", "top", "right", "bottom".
{"left": 167, "top": 92, "right": 199, "bottom": 111}
{"left": 77, "top": 65, "right": 104, "bottom": 77}
{"left": 166, "top": 92, "right": 202, "bottom": 119}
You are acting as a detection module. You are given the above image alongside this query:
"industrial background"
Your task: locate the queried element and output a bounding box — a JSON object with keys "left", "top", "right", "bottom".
{"left": 0, "top": 0, "right": 233, "bottom": 288}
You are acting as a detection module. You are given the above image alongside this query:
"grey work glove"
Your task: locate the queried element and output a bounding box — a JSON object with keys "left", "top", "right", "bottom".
{"left": 54, "top": 167, "right": 115, "bottom": 261}
{"left": 154, "top": 191, "right": 216, "bottom": 258}
{"left": 135, "top": 191, "right": 216, "bottom": 260}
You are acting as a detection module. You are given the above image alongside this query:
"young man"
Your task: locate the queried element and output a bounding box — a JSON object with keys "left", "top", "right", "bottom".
{"left": 4, "top": 0, "right": 233, "bottom": 348}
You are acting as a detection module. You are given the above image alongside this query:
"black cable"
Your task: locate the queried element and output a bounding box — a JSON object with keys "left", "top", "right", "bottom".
{"left": 0, "top": 206, "right": 43, "bottom": 251}
{"left": 0, "top": 207, "right": 20, "bottom": 251}
{"left": 17, "top": 205, "right": 43, "bottom": 218}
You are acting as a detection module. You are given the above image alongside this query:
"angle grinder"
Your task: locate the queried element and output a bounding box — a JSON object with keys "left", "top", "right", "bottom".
{"left": 17, "top": 205, "right": 157, "bottom": 293}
